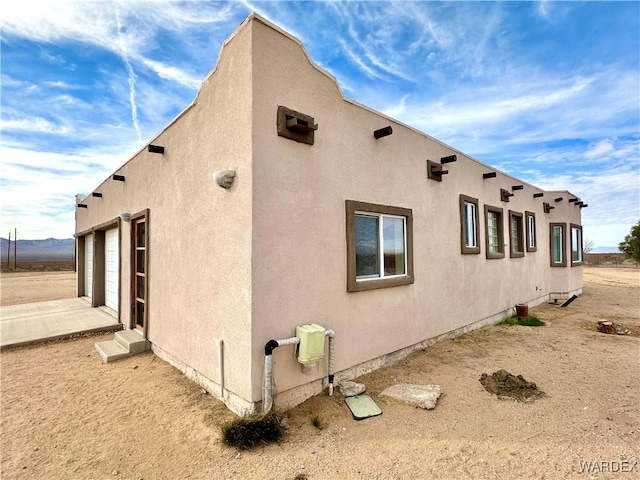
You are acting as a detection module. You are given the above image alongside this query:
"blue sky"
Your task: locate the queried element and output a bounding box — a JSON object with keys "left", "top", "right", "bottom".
{"left": 1, "top": 1, "right": 638, "bottom": 248}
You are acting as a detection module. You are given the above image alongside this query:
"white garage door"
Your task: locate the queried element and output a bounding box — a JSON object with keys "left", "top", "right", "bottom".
{"left": 85, "top": 234, "right": 93, "bottom": 299}
{"left": 105, "top": 228, "right": 119, "bottom": 312}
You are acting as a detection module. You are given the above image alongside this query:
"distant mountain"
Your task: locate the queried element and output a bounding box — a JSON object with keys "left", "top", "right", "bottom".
{"left": 0, "top": 237, "right": 75, "bottom": 261}
{"left": 590, "top": 246, "right": 621, "bottom": 254}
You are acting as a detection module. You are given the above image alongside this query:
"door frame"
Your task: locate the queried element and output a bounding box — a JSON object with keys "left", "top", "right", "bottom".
{"left": 130, "top": 209, "right": 149, "bottom": 337}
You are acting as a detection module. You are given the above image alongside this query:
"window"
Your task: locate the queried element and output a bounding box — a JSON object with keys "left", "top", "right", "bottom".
{"left": 459, "top": 195, "right": 480, "bottom": 254}
{"left": 509, "top": 210, "right": 525, "bottom": 258}
{"left": 346, "top": 200, "right": 414, "bottom": 292}
{"left": 484, "top": 205, "right": 504, "bottom": 259}
{"left": 525, "top": 211, "right": 537, "bottom": 252}
{"left": 550, "top": 222, "right": 566, "bottom": 267}
{"left": 571, "top": 224, "right": 583, "bottom": 266}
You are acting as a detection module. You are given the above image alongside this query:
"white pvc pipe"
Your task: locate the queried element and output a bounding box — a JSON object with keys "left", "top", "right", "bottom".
{"left": 325, "top": 329, "right": 335, "bottom": 395}
{"left": 262, "top": 354, "right": 274, "bottom": 414}
{"left": 218, "top": 339, "right": 224, "bottom": 399}
{"left": 262, "top": 336, "right": 300, "bottom": 414}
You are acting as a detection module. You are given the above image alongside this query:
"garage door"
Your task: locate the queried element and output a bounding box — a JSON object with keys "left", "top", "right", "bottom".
{"left": 85, "top": 234, "right": 93, "bottom": 299}
{"left": 104, "top": 228, "right": 119, "bottom": 312}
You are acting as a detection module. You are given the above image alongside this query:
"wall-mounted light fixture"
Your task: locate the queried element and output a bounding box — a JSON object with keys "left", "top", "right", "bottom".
{"left": 426, "top": 160, "right": 448, "bottom": 182}
{"left": 119, "top": 213, "right": 131, "bottom": 222}
{"left": 440, "top": 155, "right": 457, "bottom": 164}
{"left": 543, "top": 202, "right": 554, "bottom": 213}
{"left": 373, "top": 126, "right": 393, "bottom": 139}
{"left": 92, "top": 192, "right": 103, "bottom": 198}
{"left": 483, "top": 172, "right": 497, "bottom": 179}
{"left": 214, "top": 170, "right": 236, "bottom": 189}
{"left": 501, "top": 188, "right": 514, "bottom": 202}
{"left": 113, "top": 174, "right": 125, "bottom": 182}
{"left": 148, "top": 144, "right": 165, "bottom": 154}
{"left": 77, "top": 204, "right": 88, "bottom": 209}
{"left": 512, "top": 185, "right": 524, "bottom": 191}
{"left": 554, "top": 197, "right": 563, "bottom": 202}
{"left": 533, "top": 193, "right": 544, "bottom": 198}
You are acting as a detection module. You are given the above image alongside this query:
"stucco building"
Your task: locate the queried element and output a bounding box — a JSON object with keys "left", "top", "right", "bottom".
{"left": 75, "top": 15, "right": 584, "bottom": 415}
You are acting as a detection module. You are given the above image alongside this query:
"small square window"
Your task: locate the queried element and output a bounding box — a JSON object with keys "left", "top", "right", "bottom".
{"left": 550, "top": 222, "right": 567, "bottom": 267}
{"left": 484, "top": 205, "right": 505, "bottom": 259}
{"left": 525, "top": 211, "right": 537, "bottom": 252}
{"left": 571, "top": 224, "right": 583, "bottom": 266}
{"left": 346, "top": 200, "right": 414, "bottom": 292}
{"left": 459, "top": 195, "right": 480, "bottom": 254}
{"left": 509, "top": 210, "right": 525, "bottom": 258}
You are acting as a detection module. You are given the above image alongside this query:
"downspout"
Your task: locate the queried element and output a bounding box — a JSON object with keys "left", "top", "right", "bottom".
{"left": 262, "top": 337, "right": 300, "bottom": 414}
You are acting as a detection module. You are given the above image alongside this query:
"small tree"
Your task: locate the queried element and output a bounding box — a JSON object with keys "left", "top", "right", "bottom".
{"left": 619, "top": 220, "right": 640, "bottom": 265}
{"left": 583, "top": 238, "right": 595, "bottom": 255}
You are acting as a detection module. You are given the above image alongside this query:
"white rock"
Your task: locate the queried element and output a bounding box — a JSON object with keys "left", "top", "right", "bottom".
{"left": 380, "top": 383, "right": 442, "bottom": 410}
{"left": 339, "top": 380, "right": 366, "bottom": 397}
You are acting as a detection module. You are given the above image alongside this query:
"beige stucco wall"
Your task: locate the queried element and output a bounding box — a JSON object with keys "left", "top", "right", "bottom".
{"left": 248, "top": 18, "right": 583, "bottom": 404}
{"left": 75, "top": 15, "right": 583, "bottom": 413}
{"left": 76, "top": 22, "right": 255, "bottom": 402}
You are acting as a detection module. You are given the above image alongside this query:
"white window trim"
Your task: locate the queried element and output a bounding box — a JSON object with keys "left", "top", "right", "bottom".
{"left": 527, "top": 212, "right": 536, "bottom": 250}
{"left": 465, "top": 202, "right": 477, "bottom": 248}
{"left": 550, "top": 222, "right": 567, "bottom": 267}
{"left": 355, "top": 211, "right": 408, "bottom": 282}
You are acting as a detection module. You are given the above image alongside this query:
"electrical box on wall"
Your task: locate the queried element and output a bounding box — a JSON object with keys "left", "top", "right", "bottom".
{"left": 296, "top": 324, "right": 326, "bottom": 364}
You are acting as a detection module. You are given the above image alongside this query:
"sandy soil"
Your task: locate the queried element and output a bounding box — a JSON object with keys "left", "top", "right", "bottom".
{"left": 1, "top": 267, "right": 638, "bottom": 479}
{"left": 0, "top": 272, "right": 76, "bottom": 306}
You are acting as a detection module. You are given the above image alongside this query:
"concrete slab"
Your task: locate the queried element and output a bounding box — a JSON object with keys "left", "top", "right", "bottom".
{"left": 95, "top": 340, "right": 129, "bottom": 363}
{"left": 380, "top": 383, "right": 442, "bottom": 410}
{"left": 0, "top": 298, "right": 121, "bottom": 348}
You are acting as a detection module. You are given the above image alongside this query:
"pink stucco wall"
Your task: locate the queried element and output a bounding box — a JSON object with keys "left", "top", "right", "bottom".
{"left": 76, "top": 15, "right": 582, "bottom": 414}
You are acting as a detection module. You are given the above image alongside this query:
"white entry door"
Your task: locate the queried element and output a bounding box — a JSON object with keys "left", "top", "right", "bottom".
{"left": 85, "top": 234, "right": 93, "bottom": 299}
{"left": 104, "top": 228, "right": 119, "bottom": 312}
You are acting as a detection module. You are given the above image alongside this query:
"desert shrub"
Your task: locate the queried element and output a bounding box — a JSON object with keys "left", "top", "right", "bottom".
{"left": 503, "top": 315, "right": 545, "bottom": 327}
{"left": 221, "top": 413, "right": 284, "bottom": 449}
{"left": 310, "top": 414, "right": 323, "bottom": 429}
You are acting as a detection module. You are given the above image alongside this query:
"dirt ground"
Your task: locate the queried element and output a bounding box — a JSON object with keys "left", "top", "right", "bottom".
{"left": 1, "top": 267, "right": 638, "bottom": 479}
{"left": 0, "top": 271, "right": 76, "bottom": 306}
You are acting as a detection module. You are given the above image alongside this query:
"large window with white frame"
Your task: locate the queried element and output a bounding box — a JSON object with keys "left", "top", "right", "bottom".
{"left": 346, "top": 200, "right": 414, "bottom": 292}
{"left": 525, "top": 211, "right": 537, "bottom": 252}
{"left": 571, "top": 224, "right": 583, "bottom": 266}
{"left": 484, "top": 205, "right": 505, "bottom": 259}
{"left": 459, "top": 194, "right": 480, "bottom": 254}
{"left": 550, "top": 222, "right": 566, "bottom": 267}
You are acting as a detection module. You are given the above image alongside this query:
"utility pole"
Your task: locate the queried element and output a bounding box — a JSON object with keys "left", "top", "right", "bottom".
{"left": 6, "top": 232, "right": 11, "bottom": 270}
{"left": 14, "top": 228, "right": 17, "bottom": 270}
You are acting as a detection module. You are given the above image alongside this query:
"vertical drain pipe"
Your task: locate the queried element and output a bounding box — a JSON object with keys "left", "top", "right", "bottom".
{"left": 325, "top": 329, "right": 335, "bottom": 395}
{"left": 262, "top": 337, "right": 300, "bottom": 414}
{"left": 218, "top": 339, "right": 225, "bottom": 399}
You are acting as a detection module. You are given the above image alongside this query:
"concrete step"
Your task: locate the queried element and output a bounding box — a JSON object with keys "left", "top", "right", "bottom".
{"left": 95, "top": 329, "right": 150, "bottom": 363}
{"left": 115, "top": 329, "right": 150, "bottom": 354}
{"left": 95, "top": 340, "right": 129, "bottom": 363}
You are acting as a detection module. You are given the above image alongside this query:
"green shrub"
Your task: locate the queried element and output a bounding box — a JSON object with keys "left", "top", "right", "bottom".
{"left": 503, "top": 315, "right": 546, "bottom": 327}
{"left": 221, "top": 413, "right": 284, "bottom": 449}
{"left": 310, "top": 414, "right": 323, "bottom": 429}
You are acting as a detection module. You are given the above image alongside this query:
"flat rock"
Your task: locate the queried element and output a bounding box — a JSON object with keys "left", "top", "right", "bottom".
{"left": 597, "top": 321, "right": 629, "bottom": 335}
{"left": 339, "top": 380, "right": 366, "bottom": 397}
{"left": 380, "top": 383, "right": 442, "bottom": 410}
